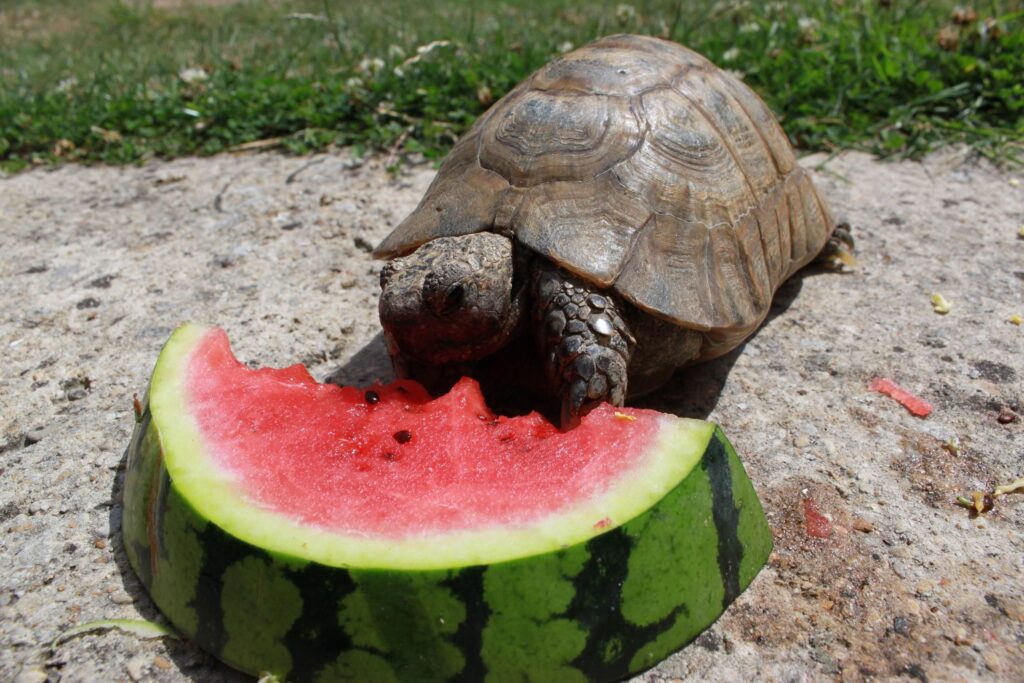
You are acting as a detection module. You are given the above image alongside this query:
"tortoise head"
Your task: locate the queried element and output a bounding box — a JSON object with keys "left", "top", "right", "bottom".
{"left": 378, "top": 233, "right": 524, "bottom": 365}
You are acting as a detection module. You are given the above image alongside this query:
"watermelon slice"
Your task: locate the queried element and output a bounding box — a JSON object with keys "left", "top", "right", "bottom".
{"left": 122, "top": 324, "right": 772, "bottom": 681}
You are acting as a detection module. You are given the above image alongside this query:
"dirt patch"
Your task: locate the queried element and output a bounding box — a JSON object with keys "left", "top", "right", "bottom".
{"left": 1, "top": 148, "right": 1022, "bottom": 681}
{"left": 893, "top": 425, "right": 993, "bottom": 509}
{"left": 734, "top": 480, "right": 955, "bottom": 680}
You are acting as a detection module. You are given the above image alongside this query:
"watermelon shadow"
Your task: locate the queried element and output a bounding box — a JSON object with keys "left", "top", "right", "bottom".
{"left": 107, "top": 448, "right": 253, "bottom": 680}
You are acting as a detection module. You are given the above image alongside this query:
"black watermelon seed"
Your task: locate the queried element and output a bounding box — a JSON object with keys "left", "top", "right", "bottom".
{"left": 382, "top": 451, "right": 397, "bottom": 460}
{"left": 393, "top": 430, "right": 412, "bottom": 444}
{"left": 364, "top": 390, "right": 380, "bottom": 404}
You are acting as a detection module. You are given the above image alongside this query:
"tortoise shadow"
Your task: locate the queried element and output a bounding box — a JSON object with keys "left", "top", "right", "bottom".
{"left": 323, "top": 332, "right": 562, "bottom": 419}
{"left": 635, "top": 271, "right": 810, "bottom": 420}
{"left": 321, "top": 333, "right": 395, "bottom": 387}
{"left": 324, "top": 269, "right": 825, "bottom": 423}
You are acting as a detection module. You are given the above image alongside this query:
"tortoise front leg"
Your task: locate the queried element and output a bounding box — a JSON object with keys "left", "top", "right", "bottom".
{"left": 531, "top": 262, "right": 635, "bottom": 429}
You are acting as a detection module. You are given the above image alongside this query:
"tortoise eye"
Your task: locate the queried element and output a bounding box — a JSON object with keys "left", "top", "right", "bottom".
{"left": 442, "top": 284, "right": 465, "bottom": 314}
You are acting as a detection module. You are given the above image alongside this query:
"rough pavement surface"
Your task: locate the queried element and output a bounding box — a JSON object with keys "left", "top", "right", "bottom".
{"left": 1, "top": 148, "right": 1021, "bottom": 682}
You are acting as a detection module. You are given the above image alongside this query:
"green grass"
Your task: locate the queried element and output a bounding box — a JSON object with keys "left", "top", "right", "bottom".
{"left": 1, "top": 0, "right": 1022, "bottom": 172}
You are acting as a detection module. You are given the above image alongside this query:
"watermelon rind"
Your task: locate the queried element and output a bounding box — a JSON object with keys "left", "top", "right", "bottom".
{"left": 122, "top": 324, "right": 773, "bottom": 682}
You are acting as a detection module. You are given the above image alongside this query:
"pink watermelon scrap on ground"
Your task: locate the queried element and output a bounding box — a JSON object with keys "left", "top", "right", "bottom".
{"left": 802, "top": 498, "right": 833, "bottom": 539}
{"left": 869, "top": 377, "right": 933, "bottom": 417}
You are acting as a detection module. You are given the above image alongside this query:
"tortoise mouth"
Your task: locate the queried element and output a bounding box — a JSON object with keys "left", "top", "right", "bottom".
{"left": 385, "top": 319, "right": 517, "bottom": 365}
{"left": 381, "top": 270, "right": 529, "bottom": 366}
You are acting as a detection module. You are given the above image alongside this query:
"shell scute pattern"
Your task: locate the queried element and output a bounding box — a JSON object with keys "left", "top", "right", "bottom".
{"left": 530, "top": 35, "right": 712, "bottom": 96}
{"left": 378, "top": 34, "right": 833, "bottom": 338}
{"left": 671, "top": 69, "right": 778, "bottom": 198}
{"left": 514, "top": 174, "right": 651, "bottom": 286}
{"left": 479, "top": 90, "right": 641, "bottom": 186}
{"left": 612, "top": 86, "right": 756, "bottom": 227}
{"left": 707, "top": 68, "right": 797, "bottom": 176}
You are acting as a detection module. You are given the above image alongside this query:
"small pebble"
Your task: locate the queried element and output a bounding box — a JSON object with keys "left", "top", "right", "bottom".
{"left": 13, "top": 667, "right": 48, "bottom": 683}
{"left": 793, "top": 434, "right": 810, "bottom": 448}
{"left": 126, "top": 655, "right": 148, "bottom": 682}
{"left": 953, "top": 626, "right": 971, "bottom": 645}
{"left": 153, "top": 655, "right": 172, "bottom": 670}
{"left": 915, "top": 579, "right": 935, "bottom": 596}
{"left": 1002, "top": 599, "right": 1024, "bottom": 622}
{"left": 852, "top": 518, "right": 874, "bottom": 533}
{"left": 110, "top": 593, "right": 134, "bottom": 605}
{"left": 983, "top": 650, "right": 1002, "bottom": 673}
{"left": 997, "top": 407, "right": 1017, "bottom": 424}
{"left": 75, "top": 297, "right": 101, "bottom": 310}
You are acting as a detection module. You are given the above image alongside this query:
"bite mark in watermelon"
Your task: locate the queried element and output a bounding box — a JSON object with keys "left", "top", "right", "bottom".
{"left": 123, "top": 324, "right": 773, "bottom": 681}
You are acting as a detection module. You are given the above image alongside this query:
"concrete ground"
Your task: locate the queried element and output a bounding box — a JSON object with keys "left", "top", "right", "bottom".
{"left": 1, "top": 147, "right": 1021, "bottom": 682}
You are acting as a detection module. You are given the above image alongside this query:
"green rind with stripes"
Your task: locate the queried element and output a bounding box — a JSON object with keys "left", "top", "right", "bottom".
{"left": 124, "top": 406, "right": 772, "bottom": 682}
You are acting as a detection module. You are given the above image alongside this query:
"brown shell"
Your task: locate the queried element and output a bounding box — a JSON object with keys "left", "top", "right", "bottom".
{"left": 376, "top": 34, "right": 833, "bottom": 357}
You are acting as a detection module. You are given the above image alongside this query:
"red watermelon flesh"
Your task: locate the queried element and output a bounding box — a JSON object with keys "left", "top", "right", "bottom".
{"left": 147, "top": 324, "right": 730, "bottom": 571}
{"left": 189, "top": 328, "right": 660, "bottom": 537}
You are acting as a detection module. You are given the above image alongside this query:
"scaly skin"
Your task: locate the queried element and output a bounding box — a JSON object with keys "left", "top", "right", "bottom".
{"left": 378, "top": 233, "right": 525, "bottom": 367}
{"left": 378, "top": 233, "right": 643, "bottom": 426}
{"left": 531, "top": 263, "right": 634, "bottom": 427}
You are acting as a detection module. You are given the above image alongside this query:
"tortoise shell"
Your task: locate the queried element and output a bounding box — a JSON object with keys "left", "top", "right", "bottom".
{"left": 375, "top": 34, "right": 833, "bottom": 359}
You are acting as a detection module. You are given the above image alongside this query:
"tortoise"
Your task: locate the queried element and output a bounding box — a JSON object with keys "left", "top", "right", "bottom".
{"left": 375, "top": 34, "right": 852, "bottom": 427}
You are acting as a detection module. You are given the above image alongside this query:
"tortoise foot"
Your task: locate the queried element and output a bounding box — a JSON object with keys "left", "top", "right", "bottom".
{"left": 531, "top": 263, "right": 634, "bottom": 429}
{"left": 818, "top": 220, "right": 857, "bottom": 270}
